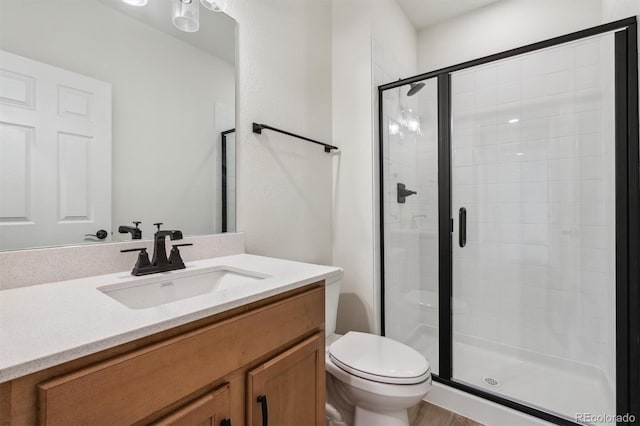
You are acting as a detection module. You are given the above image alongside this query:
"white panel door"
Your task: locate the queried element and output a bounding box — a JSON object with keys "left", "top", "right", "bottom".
{"left": 0, "top": 50, "right": 111, "bottom": 250}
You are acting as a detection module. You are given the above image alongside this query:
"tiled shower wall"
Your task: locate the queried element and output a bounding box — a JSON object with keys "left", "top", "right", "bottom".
{"left": 450, "top": 34, "right": 616, "bottom": 383}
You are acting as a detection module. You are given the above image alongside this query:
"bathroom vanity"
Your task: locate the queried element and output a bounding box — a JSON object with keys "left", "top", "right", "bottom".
{"left": 0, "top": 255, "right": 340, "bottom": 425}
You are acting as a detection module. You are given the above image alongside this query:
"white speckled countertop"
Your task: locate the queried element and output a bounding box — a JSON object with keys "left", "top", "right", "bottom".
{"left": 0, "top": 254, "right": 342, "bottom": 383}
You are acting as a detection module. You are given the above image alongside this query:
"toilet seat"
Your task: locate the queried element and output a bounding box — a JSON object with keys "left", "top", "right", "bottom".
{"left": 326, "top": 354, "right": 431, "bottom": 398}
{"left": 328, "top": 332, "right": 430, "bottom": 385}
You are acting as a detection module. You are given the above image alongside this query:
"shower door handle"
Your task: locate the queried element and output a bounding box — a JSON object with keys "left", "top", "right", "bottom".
{"left": 459, "top": 207, "right": 466, "bottom": 248}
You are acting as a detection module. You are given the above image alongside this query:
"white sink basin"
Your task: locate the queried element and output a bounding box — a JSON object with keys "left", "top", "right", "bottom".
{"left": 98, "top": 266, "right": 268, "bottom": 309}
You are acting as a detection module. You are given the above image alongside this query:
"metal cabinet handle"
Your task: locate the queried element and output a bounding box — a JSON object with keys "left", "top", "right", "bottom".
{"left": 459, "top": 207, "right": 466, "bottom": 247}
{"left": 257, "top": 395, "right": 268, "bottom": 426}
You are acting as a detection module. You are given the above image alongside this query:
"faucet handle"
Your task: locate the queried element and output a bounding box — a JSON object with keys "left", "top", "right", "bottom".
{"left": 133, "top": 221, "right": 141, "bottom": 228}
{"left": 121, "top": 248, "right": 147, "bottom": 253}
{"left": 168, "top": 243, "right": 192, "bottom": 267}
{"left": 153, "top": 222, "right": 163, "bottom": 231}
{"left": 121, "top": 248, "right": 152, "bottom": 275}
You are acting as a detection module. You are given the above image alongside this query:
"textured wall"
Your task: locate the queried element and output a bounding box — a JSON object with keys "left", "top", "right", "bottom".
{"left": 332, "top": 0, "right": 418, "bottom": 335}
{"left": 229, "top": 0, "right": 333, "bottom": 266}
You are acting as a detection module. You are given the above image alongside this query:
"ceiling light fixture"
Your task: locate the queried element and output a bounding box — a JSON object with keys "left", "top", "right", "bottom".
{"left": 121, "top": 0, "right": 231, "bottom": 33}
{"left": 201, "top": 0, "right": 230, "bottom": 12}
{"left": 121, "top": 0, "right": 148, "bottom": 6}
{"left": 172, "top": 0, "right": 200, "bottom": 33}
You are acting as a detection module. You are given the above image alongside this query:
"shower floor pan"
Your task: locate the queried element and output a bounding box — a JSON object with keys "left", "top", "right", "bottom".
{"left": 407, "top": 325, "right": 614, "bottom": 425}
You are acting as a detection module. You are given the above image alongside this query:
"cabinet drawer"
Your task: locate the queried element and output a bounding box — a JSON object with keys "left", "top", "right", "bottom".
{"left": 38, "top": 286, "right": 323, "bottom": 426}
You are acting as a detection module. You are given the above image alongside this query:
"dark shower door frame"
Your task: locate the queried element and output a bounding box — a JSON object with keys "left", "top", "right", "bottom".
{"left": 378, "top": 17, "right": 639, "bottom": 426}
{"left": 221, "top": 128, "right": 235, "bottom": 233}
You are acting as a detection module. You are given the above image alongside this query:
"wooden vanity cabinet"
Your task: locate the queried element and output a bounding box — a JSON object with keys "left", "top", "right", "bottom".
{"left": 152, "top": 384, "right": 231, "bottom": 426}
{"left": 0, "top": 283, "right": 325, "bottom": 426}
{"left": 247, "top": 334, "right": 325, "bottom": 426}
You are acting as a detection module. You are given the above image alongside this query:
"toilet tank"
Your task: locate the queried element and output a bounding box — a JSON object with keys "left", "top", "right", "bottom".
{"left": 325, "top": 272, "right": 343, "bottom": 336}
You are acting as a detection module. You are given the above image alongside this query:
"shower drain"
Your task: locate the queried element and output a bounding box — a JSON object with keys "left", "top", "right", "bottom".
{"left": 482, "top": 376, "right": 501, "bottom": 387}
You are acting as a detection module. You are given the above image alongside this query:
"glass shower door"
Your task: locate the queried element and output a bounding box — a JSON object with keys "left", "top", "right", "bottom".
{"left": 450, "top": 33, "right": 616, "bottom": 421}
{"left": 381, "top": 77, "right": 440, "bottom": 373}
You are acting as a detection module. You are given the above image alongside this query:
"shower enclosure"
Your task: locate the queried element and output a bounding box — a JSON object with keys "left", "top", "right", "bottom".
{"left": 379, "top": 18, "right": 639, "bottom": 425}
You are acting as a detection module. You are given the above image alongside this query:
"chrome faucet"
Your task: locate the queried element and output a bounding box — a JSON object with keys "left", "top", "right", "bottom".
{"left": 120, "top": 223, "right": 193, "bottom": 276}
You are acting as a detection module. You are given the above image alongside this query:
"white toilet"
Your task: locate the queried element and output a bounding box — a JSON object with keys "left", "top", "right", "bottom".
{"left": 325, "top": 275, "right": 432, "bottom": 426}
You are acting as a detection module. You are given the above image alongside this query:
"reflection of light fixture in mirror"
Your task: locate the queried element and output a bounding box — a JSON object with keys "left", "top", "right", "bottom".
{"left": 393, "top": 83, "right": 423, "bottom": 139}
{"left": 173, "top": 0, "right": 200, "bottom": 33}
{"left": 389, "top": 120, "right": 401, "bottom": 136}
{"left": 201, "top": 0, "right": 230, "bottom": 12}
{"left": 400, "top": 107, "right": 423, "bottom": 136}
{"left": 121, "top": 0, "right": 227, "bottom": 33}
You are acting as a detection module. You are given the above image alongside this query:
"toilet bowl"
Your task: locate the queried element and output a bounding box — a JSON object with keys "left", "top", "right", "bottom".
{"left": 325, "top": 275, "right": 432, "bottom": 426}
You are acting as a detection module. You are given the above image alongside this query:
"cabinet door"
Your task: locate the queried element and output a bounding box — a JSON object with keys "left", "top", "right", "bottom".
{"left": 152, "top": 384, "right": 231, "bottom": 426}
{"left": 247, "top": 334, "right": 325, "bottom": 426}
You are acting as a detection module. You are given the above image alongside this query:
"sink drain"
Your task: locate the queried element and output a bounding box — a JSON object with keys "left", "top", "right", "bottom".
{"left": 482, "top": 376, "right": 501, "bottom": 387}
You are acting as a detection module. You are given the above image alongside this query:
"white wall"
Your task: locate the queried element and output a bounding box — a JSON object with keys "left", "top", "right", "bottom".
{"left": 601, "top": 0, "right": 640, "bottom": 22}
{"left": 332, "top": 0, "right": 375, "bottom": 333}
{"left": 227, "top": 0, "right": 333, "bottom": 265}
{"left": 332, "top": 0, "right": 417, "bottom": 334}
{"left": 418, "top": 0, "right": 603, "bottom": 73}
{"left": 0, "top": 0, "right": 235, "bottom": 239}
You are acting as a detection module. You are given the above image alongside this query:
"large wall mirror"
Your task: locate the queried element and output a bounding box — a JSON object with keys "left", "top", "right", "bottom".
{"left": 0, "top": 0, "right": 236, "bottom": 251}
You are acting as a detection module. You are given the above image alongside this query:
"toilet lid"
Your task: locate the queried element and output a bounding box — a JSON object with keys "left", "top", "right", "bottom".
{"left": 328, "top": 331, "right": 430, "bottom": 385}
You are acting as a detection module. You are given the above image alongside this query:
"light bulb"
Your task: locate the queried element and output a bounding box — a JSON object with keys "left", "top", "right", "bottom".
{"left": 121, "top": 0, "right": 148, "bottom": 5}
{"left": 201, "top": 0, "right": 230, "bottom": 12}
{"left": 389, "top": 121, "right": 400, "bottom": 136}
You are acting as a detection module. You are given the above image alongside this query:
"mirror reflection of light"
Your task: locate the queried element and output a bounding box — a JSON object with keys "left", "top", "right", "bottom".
{"left": 406, "top": 117, "right": 421, "bottom": 134}
{"left": 399, "top": 108, "right": 423, "bottom": 136}
{"left": 389, "top": 121, "right": 401, "bottom": 135}
{"left": 121, "top": 0, "right": 148, "bottom": 5}
{"left": 201, "top": 0, "right": 230, "bottom": 12}
{"left": 508, "top": 118, "right": 519, "bottom": 124}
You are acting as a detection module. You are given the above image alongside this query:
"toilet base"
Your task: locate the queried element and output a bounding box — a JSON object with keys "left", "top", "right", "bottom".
{"left": 354, "top": 406, "right": 410, "bottom": 426}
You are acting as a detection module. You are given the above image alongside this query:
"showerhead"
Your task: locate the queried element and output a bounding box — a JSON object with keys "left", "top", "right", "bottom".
{"left": 407, "top": 82, "right": 425, "bottom": 97}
